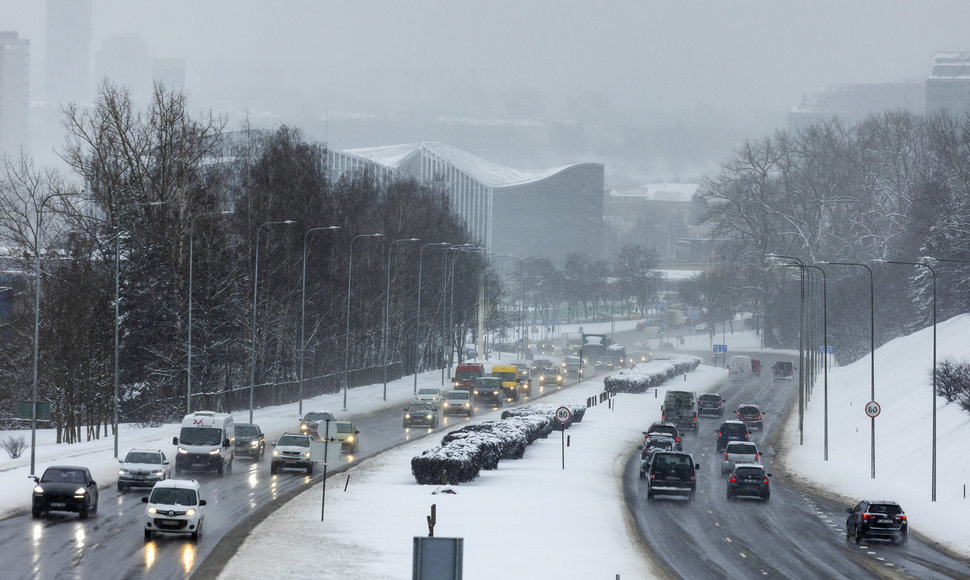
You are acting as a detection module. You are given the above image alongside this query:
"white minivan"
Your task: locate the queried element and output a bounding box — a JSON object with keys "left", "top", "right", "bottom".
{"left": 728, "top": 355, "right": 752, "bottom": 380}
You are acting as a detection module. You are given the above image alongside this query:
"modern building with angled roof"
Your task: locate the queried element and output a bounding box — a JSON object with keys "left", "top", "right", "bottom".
{"left": 926, "top": 51, "right": 970, "bottom": 117}
{"left": 328, "top": 142, "right": 604, "bottom": 264}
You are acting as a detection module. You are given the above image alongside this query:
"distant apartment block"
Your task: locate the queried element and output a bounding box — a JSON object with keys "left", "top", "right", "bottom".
{"left": 788, "top": 82, "right": 924, "bottom": 131}
{"left": 0, "top": 31, "right": 30, "bottom": 156}
{"left": 329, "top": 142, "right": 604, "bottom": 265}
{"left": 46, "top": 0, "right": 92, "bottom": 105}
{"left": 926, "top": 51, "right": 970, "bottom": 117}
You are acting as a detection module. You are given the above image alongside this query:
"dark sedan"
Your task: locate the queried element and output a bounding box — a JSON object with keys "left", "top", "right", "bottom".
{"left": 726, "top": 463, "right": 771, "bottom": 501}
{"left": 235, "top": 423, "right": 266, "bottom": 460}
{"left": 472, "top": 377, "right": 504, "bottom": 406}
{"left": 32, "top": 465, "right": 99, "bottom": 519}
{"left": 403, "top": 402, "right": 438, "bottom": 428}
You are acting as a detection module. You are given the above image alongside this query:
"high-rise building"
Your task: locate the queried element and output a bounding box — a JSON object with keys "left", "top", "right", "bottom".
{"left": 926, "top": 51, "right": 970, "bottom": 117}
{"left": 0, "top": 31, "right": 30, "bottom": 156}
{"left": 46, "top": 0, "right": 92, "bottom": 106}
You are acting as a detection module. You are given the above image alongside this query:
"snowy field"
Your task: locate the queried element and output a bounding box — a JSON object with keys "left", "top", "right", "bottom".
{"left": 2, "top": 316, "right": 969, "bottom": 578}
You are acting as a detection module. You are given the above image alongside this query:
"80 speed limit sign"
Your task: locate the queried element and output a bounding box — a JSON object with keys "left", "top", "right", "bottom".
{"left": 555, "top": 406, "right": 571, "bottom": 424}
{"left": 865, "top": 401, "right": 881, "bottom": 418}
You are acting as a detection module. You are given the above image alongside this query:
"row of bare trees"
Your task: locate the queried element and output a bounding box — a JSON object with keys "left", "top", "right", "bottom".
{"left": 696, "top": 109, "right": 970, "bottom": 361}
{"left": 0, "top": 82, "right": 495, "bottom": 442}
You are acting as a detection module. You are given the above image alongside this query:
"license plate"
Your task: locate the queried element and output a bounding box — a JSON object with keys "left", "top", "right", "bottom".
{"left": 878, "top": 518, "right": 891, "bottom": 524}
{"left": 51, "top": 502, "right": 66, "bottom": 508}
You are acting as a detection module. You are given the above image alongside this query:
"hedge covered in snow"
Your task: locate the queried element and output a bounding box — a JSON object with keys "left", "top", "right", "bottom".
{"left": 603, "top": 355, "right": 701, "bottom": 394}
{"left": 411, "top": 404, "right": 584, "bottom": 485}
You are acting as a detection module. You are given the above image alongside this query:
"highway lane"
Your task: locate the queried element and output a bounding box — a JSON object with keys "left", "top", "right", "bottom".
{"left": 625, "top": 354, "right": 970, "bottom": 579}
{"left": 0, "top": 370, "right": 585, "bottom": 580}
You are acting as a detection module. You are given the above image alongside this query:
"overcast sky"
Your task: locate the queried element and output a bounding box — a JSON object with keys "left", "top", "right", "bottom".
{"left": 3, "top": 1, "right": 968, "bottom": 122}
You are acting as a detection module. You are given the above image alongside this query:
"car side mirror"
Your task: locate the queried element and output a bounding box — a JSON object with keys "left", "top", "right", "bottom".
{"left": 695, "top": 463, "right": 700, "bottom": 469}
{"left": 766, "top": 473, "right": 772, "bottom": 477}
{"left": 142, "top": 497, "right": 149, "bottom": 503}
{"left": 270, "top": 442, "right": 276, "bottom": 447}
{"left": 89, "top": 480, "right": 96, "bottom": 486}
{"left": 845, "top": 507, "right": 853, "bottom": 513}
{"left": 223, "top": 438, "right": 230, "bottom": 448}
{"left": 172, "top": 436, "right": 179, "bottom": 445}
{"left": 355, "top": 430, "right": 360, "bottom": 434}
{"left": 119, "top": 459, "right": 124, "bottom": 464}
{"left": 199, "top": 499, "right": 207, "bottom": 506}
{"left": 163, "top": 460, "right": 169, "bottom": 465}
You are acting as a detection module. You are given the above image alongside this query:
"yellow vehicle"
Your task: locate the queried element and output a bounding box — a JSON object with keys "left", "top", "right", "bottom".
{"left": 490, "top": 364, "right": 520, "bottom": 401}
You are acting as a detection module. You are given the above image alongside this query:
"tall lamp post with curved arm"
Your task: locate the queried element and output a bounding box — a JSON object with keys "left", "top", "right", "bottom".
{"left": 343, "top": 233, "right": 384, "bottom": 411}
{"left": 820, "top": 260, "right": 875, "bottom": 479}
{"left": 299, "top": 225, "right": 341, "bottom": 415}
{"left": 250, "top": 220, "right": 296, "bottom": 423}
{"left": 383, "top": 238, "right": 419, "bottom": 401}
{"left": 414, "top": 242, "right": 450, "bottom": 394}
{"left": 187, "top": 210, "right": 234, "bottom": 417}
{"left": 882, "top": 258, "right": 937, "bottom": 501}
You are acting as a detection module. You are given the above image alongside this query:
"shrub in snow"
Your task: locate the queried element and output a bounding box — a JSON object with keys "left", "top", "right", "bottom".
{"left": 411, "top": 440, "right": 483, "bottom": 484}
{"left": 2, "top": 435, "right": 26, "bottom": 459}
{"left": 934, "top": 357, "right": 970, "bottom": 413}
{"left": 604, "top": 355, "right": 700, "bottom": 394}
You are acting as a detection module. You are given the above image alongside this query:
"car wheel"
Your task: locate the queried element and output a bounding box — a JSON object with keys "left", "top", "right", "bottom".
{"left": 91, "top": 497, "right": 98, "bottom": 514}
{"left": 79, "top": 505, "right": 89, "bottom": 520}
{"left": 762, "top": 493, "right": 770, "bottom": 502}
{"left": 306, "top": 463, "right": 314, "bottom": 475}
{"left": 191, "top": 530, "right": 199, "bottom": 541}
{"left": 726, "top": 490, "right": 734, "bottom": 501}
{"left": 118, "top": 482, "right": 126, "bottom": 492}
{"left": 855, "top": 526, "right": 864, "bottom": 544}
{"left": 646, "top": 488, "right": 654, "bottom": 501}
{"left": 845, "top": 525, "right": 852, "bottom": 541}
{"left": 217, "top": 462, "right": 224, "bottom": 477}
{"left": 144, "top": 528, "right": 152, "bottom": 541}
{"left": 31, "top": 505, "right": 41, "bottom": 519}
{"left": 270, "top": 462, "right": 278, "bottom": 475}
{"left": 893, "top": 532, "right": 907, "bottom": 545}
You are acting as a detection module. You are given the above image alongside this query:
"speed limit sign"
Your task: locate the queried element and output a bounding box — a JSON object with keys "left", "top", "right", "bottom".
{"left": 865, "top": 401, "right": 881, "bottom": 418}
{"left": 555, "top": 406, "right": 571, "bottom": 424}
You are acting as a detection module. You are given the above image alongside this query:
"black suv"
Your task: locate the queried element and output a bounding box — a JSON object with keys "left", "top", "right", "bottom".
{"left": 235, "top": 423, "right": 266, "bottom": 460}
{"left": 716, "top": 420, "right": 749, "bottom": 452}
{"left": 726, "top": 463, "right": 771, "bottom": 501}
{"left": 845, "top": 500, "right": 908, "bottom": 545}
{"left": 644, "top": 451, "right": 699, "bottom": 501}
{"left": 696, "top": 393, "right": 725, "bottom": 417}
{"left": 643, "top": 422, "right": 682, "bottom": 450}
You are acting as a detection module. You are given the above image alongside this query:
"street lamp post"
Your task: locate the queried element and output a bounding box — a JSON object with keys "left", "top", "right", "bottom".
{"left": 187, "top": 210, "right": 234, "bottom": 417}
{"left": 300, "top": 226, "right": 341, "bottom": 415}
{"left": 768, "top": 254, "right": 810, "bottom": 445}
{"left": 884, "top": 258, "right": 937, "bottom": 501}
{"left": 446, "top": 246, "right": 482, "bottom": 382}
{"left": 823, "top": 260, "right": 875, "bottom": 478}
{"left": 383, "top": 238, "right": 419, "bottom": 401}
{"left": 414, "top": 242, "right": 450, "bottom": 394}
{"left": 250, "top": 220, "right": 296, "bottom": 423}
{"left": 442, "top": 244, "right": 474, "bottom": 386}
{"left": 344, "top": 233, "right": 384, "bottom": 411}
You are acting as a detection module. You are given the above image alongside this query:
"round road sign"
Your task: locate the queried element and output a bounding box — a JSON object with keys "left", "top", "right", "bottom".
{"left": 555, "top": 406, "right": 571, "bottom": 424}
{"left": 865, "top": 401, "right": 881, "bottom": 418}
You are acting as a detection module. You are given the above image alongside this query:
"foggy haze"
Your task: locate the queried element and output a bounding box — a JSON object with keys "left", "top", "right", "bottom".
{"left": 4, "top": 0, "right": 970, "bottom": 180}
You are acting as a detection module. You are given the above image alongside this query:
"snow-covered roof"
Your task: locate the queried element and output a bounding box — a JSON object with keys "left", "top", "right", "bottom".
{"left": 929, "top": 51, "right": 970, "bottom": 80}
{"left": 609, "top": 183, "right": 699, "bottom": 202}
{"left": 339, "top": 142, "right": 578, "bottom": 188}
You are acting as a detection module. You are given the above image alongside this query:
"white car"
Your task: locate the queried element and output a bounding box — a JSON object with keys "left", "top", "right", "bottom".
{"left": 118, "top": 448, "right": 171, "bottom": 492}
{"left": 143, "top": 479, "right": 206, "bottom": 541}
{"left": 415, "top": 387, "right": 442, "bottom": 410}
{"left": 720, "top": 441, "right": 760, "bottom": 475}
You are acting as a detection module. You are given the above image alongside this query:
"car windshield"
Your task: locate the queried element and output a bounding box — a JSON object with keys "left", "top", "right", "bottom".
{"left": 722, "top": 423, "right": 746, "bottom": 433}
{"left": 455, "top": 371, "right": 479, "bottom": 380}
{"left": 649, "top": 426, "right": 676, "bottom": 436}
{"left": 738, "top": 407, "right": 759, "bottom": 417}
{"left": 236, "top": 425, "right": 259, "bottom": 436}
{"left": 647, "top": 439, "right": 674, "bottom": 449}
{"left": 277, "top": 435, "right": 310, "bottom": 447}
{"left": 734, "top": 467, "right": 764, "bottom": 478}
{"left": 699, "top": 395, "right": 720, "bottom": 403}
{"left": 417, "top": 389, "right": 438, "bottom": 396}
{"left": 727, "top": 443, "right": 756, "bottom": 454}
{"left": 303, "top": 412, "right": 332, "bottom": 422}
{"left": 654, "top": 454, "right": 692, "bottom": 468}
{"left": 42, "top": 468, "right": 86, "bottom": 483}
{"left": 869, "top": 504, "right": 902, "bottom": 515}
{"left": 492, "top": 371, "right": 516, "bottom": 381}
{"left": 446, "top": 392, "right": 469, "bottom": 400}
{"left": 335, "top": 422, "right": 354, "bottom": 434}
{"left": 150, "top": 487, "right": 198, "bottom": 506}
{"left": 179, "top": 427, "right": 222, "bottom": 446}
{"left": 408, "top": 404, "right": 433, "bottom": 412}
{"left": 475, "top": 379, "right": 500, "bottom": 388}
{"left": 124, "top": 451, "right": 161, "bottom": 464}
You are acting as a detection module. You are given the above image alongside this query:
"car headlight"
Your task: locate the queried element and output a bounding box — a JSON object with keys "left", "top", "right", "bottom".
{"left": 473, "top": 390, "right": 479, "bottom": 395}
{"left": 151, "top": 470, "right": 164, "bottom": 477}
{"left": 33, "top": 485, "right": 43, "bottom": 494}
{"left": 443, "top": 402, "right": 450, "bottom": 408}
{"left": 405, "top": 413, "right": 412, "bottom": 419}
{"left": 74, "top": 487, "right": 86, "bottom": 497}
{"left": 425, "top": 414, "right": 433, "bottom": 419}
{"left": 119, "top": 469, "right": 129, "bottom": 476}
{"left": 178, "top": 447, "right": 188, "bottom": 454}
{"left": 186, "top": 508, "right": 196, "bottom": 518}
{"left": 463, "top": 402, "right": 470, "bottom": 408}
{"left": 208, "top": 448, "right": 220, "bottom": 455}
{"left": 272, "top": 449, "right": 280, "bottom": 457}
{"left": 147, "top": 506, "right": 157, "bottom": 515}
{"left": 303, "top": 451, "right": 311, "bottom": 458}
{"left": 346, "top": 436, "right": 354, "bottom": 443}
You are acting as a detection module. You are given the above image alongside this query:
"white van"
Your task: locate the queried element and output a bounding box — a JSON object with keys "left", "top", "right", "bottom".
{"left": 728, "top": 355, "right": 752, "bottom": 380}
{"left": 172, "top": 411, "right": 235, "bottom": 476}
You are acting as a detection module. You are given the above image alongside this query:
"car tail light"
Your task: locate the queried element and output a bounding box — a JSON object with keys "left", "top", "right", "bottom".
{"left": 763, "top": 477, "right": 769, "bottom": 484}
{"left": 898, "top": 515, "right": 907, "bottom": 521}
{"left": 723, "top": 452, "right": 728, "bottom": 459}
{"left": 729, "top": 475, "right": 736, "bottom": 483}
{"left": 758, "top": 413, "right": 763, "bottom": 420}
{"left": 754, "top": 453, "right": 759, "bottom": 460}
